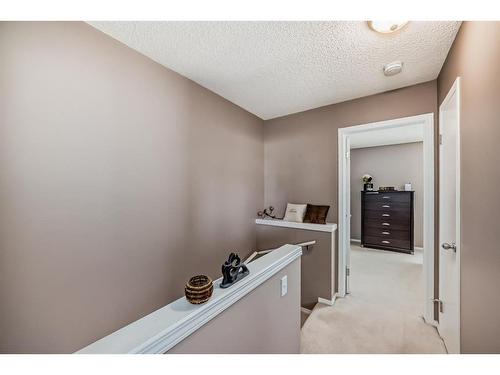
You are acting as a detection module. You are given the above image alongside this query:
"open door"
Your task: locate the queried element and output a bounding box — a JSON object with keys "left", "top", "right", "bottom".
{"left": 438, "top": 78, "right": 461, "bottom": 353}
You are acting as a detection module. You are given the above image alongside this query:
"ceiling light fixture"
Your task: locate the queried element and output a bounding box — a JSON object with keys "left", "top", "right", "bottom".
{"left": 368, "top": 21, "right": 409, "bottom": 34}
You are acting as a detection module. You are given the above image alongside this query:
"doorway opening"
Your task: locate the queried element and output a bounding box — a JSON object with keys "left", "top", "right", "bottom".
{"left": 338, "top": 113, "right": 436, "bottom": 324}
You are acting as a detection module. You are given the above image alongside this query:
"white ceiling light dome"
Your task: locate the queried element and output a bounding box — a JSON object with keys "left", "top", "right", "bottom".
{"left": 368, "top": 21, "right": 409, "bottom": 34}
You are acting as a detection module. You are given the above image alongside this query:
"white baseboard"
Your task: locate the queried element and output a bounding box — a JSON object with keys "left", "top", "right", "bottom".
{"left": 350, "top": 238, "right": 361, "bottom": 243}
{"left": 301, "top": 307, "right": 312, "bottom": 315}
{"left": 318, "top": 295, "right": 336, "bottom": 306}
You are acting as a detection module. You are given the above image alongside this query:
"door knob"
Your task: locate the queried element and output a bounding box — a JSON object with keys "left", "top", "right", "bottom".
{"left": 441, "top": 242, "right": 457, "bottom": 252}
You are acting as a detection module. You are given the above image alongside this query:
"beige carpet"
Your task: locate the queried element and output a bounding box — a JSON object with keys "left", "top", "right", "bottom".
{"left": 301, "top": 244, "right": 447, "bottom": 354}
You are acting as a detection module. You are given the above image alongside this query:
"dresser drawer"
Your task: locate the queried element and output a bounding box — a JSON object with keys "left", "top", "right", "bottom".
{"left": 364, "top": 209, "right": 410, "bottom": 221}
{"left": 363, "top": 236, "right": 411, "bottom": 250}
{"left": 364, "top": 192, "right": 411, "bottom": 203}
{"left": 364, "top": 201, "right": 410, "bottom": 212}
{"left": 364, "top": 217, "right": 410, "bottom": 231}
{"left": 363, "top": 227, "right": 411, "bottom": 241}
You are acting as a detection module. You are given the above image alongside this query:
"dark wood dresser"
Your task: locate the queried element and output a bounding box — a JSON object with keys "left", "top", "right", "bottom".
{"left": 361, "top": 191, "right": 414, "bottom": 254}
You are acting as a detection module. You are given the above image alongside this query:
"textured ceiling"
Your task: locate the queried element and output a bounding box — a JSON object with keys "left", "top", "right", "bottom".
{"left": 350, "top": 124, "right": 423, "bottom": 149}
{"left": 89, "top": 21, "right": 461, "bottom": 120}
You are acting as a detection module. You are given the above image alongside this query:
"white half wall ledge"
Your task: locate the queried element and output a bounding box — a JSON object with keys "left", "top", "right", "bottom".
{"left": 75, "top": 244, "right": 302, "bottom": 354}
{"left": 255, "top": 218, "right": 337, "bottom": 233}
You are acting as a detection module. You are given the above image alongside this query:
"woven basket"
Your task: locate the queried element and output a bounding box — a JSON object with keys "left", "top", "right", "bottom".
{"left": 185, "top": 275, "right": 213, "bottom": 304}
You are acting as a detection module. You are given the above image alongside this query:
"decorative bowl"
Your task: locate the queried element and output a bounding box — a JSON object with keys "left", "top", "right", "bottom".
{"left": 184, "top": 275, "right": 213, "bottom": 304}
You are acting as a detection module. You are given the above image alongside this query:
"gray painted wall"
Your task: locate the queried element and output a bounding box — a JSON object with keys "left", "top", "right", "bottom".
{"left": 263, "top": 81, "right": 437, "bottom": 224}
{"left": 438, "top": 21, "right": 500, "bottom": 353}
{"left": 350, "top": 142, "right": 424, "bottom": 247}
{"left": 0, "top": 22, "right": 264, "bottom": 353}
{"left": 3, "top": 20, "right": 500, "bottom": 354}
{"left": 256, "top": 226, "right": 334, "bottom": 306}
{"left": 263, "top": 82, "right": 437, "bottom": 305}
{"left": 168, "top": 258, "right": 301, "bottom": 354}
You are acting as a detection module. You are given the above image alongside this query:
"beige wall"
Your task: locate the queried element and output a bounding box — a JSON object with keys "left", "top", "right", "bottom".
{"left": 263, "top": 81, "right": 438, "bottom": 323}
{"left": 168, "top": 258, "right": 301, "bottom": 354}
{"left": 4, "top": 20, "right": 498, "bottom": 355}
{"left": 0, "top": 22, "right": 264, "bottom": 353}
{"left": 264, "top": 80, "right": 437, "bottom": 223}
{"left": 256, "top": 226, "right": 335, "bottom": 306}
{"left": 437, "top": 21, "right": 500, "bottom": 353}
{"left": 350, "top": 142, "right": 424, "bottom": 247}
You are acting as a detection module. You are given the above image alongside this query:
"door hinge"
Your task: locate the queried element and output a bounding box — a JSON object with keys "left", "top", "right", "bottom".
{"left": 432, "top": 299, "right": 444, "bottom": 313}
{"left": 439, "top": 134, "right": 443, "bottom": 145}
{"left": 346, "top": 268, "right": 350, "bottom": 276}
{"left": 345, "top": 151, "right": 350, "bottom": 159}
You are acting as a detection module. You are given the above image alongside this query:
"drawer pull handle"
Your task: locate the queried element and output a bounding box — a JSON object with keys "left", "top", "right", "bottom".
{"left": 382, "top": 196, "right": 391, "bottom": 199}
{"left": 382, "top": 231, "right": 390, "bottom": 235}
{"left": 382, "top": 240, "right": 391, "bottom": 244}
{"left": 382, "top": 214, "right": 390, "bottom": 217}
{"left": 382, "top": 205, "right": 390, "bottom": 208}
{"left": 382, "top": 222, "right": 390, "bottom": 226}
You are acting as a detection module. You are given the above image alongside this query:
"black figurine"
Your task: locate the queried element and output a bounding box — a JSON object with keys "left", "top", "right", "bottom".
{"left": 220, "top": 253, "right": 249, "bottom": 288}
{"left": 257, "top": 206, "right": 279, "bottom": 219}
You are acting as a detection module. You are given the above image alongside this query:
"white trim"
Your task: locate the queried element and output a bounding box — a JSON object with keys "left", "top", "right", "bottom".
{"left": 338, "top": 133, "right": 349, "bottom": 297}
{"left": 455, "top": 78, "right": 462, "bottom": 354}
{"left": 338, "top": 113, "right": 435, "bottom": 323}
{"left": 76, "top": 244, "right": 302, "bottom": 354}
{"left": 350, "top": 238, "right": 361, "bottom": 243}
{"left": 438, "top": 77, "right": 461, "bottom": 354}
{"left": 255, "top": 218, "right": 337, "bottom": 233}
{"left": 422, "top": 115, "right": 436, "bottom": 324}
{"left": 301, "top": 307, "right": 312, "bottom": 315}
{"left": 330, "top": 230, "right": 336, "bottom": 300}
{"left": 318, "top": 295, "right": 336, "bottom": 306}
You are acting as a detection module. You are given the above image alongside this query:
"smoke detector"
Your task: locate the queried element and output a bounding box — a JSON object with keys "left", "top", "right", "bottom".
{"left": 368, "top": 21, "right": 409, "bottom": 34}
{"left": 383, "top": 61, "right": 404, "bottom": 76}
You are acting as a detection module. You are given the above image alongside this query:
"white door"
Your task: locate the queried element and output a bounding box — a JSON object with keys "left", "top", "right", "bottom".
{"left": 438, "top": 78, "right": 461, "bottom": 353}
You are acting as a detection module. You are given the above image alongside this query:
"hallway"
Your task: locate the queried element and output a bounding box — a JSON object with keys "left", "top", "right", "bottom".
{"left": 300, "top": 244, "right": 446, "bottom": 353}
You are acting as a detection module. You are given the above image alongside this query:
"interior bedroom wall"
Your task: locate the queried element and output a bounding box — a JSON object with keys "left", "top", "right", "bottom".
{"left": 350, "top": 142, "right": 424, "bottom": 247}
{"left": 263, "top": 80, "right": 437, "bottom": 223}
{"left": 0, "top": 21, "right": 264, "bottom": 353}
{"left": 437, "top": 21, "right": 500, "bottom": 353}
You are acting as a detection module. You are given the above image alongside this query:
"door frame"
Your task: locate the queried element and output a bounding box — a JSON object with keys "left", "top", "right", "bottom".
{"left": 438, "top": 77, "right": 461, "bottom": 353}
{"left": 338, "top": 113, "right": 435, "bottom": 324}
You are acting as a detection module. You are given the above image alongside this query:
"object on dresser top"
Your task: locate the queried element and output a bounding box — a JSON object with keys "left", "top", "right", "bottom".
{"left": 257, "top": 205, "right": 280, "bottom": 219}
{"left": 303, "top": 204, "right": 330, "bottom": 224}
{"left": 360, "top": 190, "right": 414, "bottom": 254}
{"left": 220, "top": 253, "right": 249, "bottom": 289}
{"left": 282, "top": 203, "right": 307, "bottom": 223}
{"left": 378, "top": 186, "right": 396, "bottom": 191}
{"left": 184, "top": 275, "right": 213, "bottom": 304}
{"left": 362, "top": 174, "right": 374, "bottom": 191}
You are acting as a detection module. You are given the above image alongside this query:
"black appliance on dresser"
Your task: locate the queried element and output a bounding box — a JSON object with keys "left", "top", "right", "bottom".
{"left": 360, "top": 191, "right": 414, "bottom": 254}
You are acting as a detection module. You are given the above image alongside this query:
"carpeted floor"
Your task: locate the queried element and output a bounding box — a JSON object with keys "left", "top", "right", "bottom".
{"left": 300, "top": 243, "right": 447, "bottom": 354}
